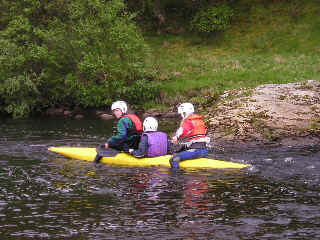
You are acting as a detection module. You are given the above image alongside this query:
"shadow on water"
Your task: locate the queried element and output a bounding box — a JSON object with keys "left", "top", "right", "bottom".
{"left": 0, "top": 117, "right": 320, "bottom": 239}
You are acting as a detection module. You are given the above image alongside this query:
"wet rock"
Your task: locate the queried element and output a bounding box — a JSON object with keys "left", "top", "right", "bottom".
{"left": 95, "top": 110, "right": 114, "bottom": 120}
{"left": 46, "top": 107, "right": 64, "bottom": 116}
{"left": 279, "top": 136, "right": 320, "bottom": 147}
{"left": 74, "top": 114, "right": 84, "bottom": 119}
{"left": 100, "top": 113, "right": 114, "bottom": 120}
{"left": 142, "top": 109, "right": 163, "bottom": 118}
{"left": 96, "top": 110, "right": 108, "bottom": 116}
{"left": 63, "top": 110, "right": 73, "bottom": 116}
{"left": 142, "top": 110, "right": 179, "bottom": 119}
{"left": 207, "top": 80, "right": 320, "bottom": 146}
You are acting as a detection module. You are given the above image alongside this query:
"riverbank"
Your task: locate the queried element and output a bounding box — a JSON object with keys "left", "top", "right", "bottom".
{"left": 45, "top": 80, "right": 320, "bottom": 148}
{"left": 205, "top": 80, "right": 320, "bottom": 148}
{"left": 147, "top": 80, "right": 320, "bottom": 148}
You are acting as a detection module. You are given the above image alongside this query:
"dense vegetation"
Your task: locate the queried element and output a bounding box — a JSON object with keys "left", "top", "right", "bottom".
{"left": 0, "top": 0, "right": 155, "bottom": 118}
{"left": 0, "top": 0, "right": 319, "bottom": 118}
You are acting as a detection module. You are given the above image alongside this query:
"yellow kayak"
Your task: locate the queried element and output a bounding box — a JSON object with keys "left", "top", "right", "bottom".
{"left": 49, "top": 146, "right": 249, "bottom": 169}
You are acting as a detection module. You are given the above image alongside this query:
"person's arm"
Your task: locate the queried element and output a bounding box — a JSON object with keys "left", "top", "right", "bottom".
{"left": 172, "top": 119, "right": 194, "bottom": 143}
{"left": 172, "top": 123, "right": 184, "bottom": 144}
{"left": 130, "top": 135, "right": 148, "bottom": 158}
{"left": 107, "top": 118, "right": 130, "bottom": 146}
{"left": 167, "top": 136, "right": 173, "bottom": 154}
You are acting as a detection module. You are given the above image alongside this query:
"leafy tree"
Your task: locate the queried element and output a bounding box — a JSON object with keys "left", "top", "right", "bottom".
{"left": 0, "top": 0, "right": 155, "bottom": 118}
{"left": 191, "top": 4, "right": 234, "bottom": 34}
{"left": 126, "top": 0, "right": 231, "bottom": 31}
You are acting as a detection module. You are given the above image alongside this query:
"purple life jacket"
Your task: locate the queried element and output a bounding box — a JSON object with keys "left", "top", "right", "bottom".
{"left": 143, "top": 132, "right": 168, "bottom": 157}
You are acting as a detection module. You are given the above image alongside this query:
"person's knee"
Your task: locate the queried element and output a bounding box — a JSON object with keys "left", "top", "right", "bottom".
{"left": 170, "top": 156, "right": 181, "bottom": 169}
{"left": 201, "top": 148, "right": 209, "bottom": 157}
{"left": 94, "top": 153, "right": 102, "bottom": 164}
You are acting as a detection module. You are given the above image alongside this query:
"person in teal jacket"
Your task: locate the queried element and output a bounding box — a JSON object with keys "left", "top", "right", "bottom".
{"left": 94, "top": 101, "right": 142, "bottom": 163}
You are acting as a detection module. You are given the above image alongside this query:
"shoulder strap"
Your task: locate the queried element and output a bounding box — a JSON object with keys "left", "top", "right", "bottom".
{"left": 123, "top": 114, "right": 143, "bottom": 132}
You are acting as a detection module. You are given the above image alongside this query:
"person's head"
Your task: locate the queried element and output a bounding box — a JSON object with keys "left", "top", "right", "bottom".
{"left": 111, "top": 101, "right": 127, "bottom": 119}
{"left": 177, "top": 102, "right": 194, "bottom": 119}
{"left": 143, "top": 117, "right": 158, "bottom": 132}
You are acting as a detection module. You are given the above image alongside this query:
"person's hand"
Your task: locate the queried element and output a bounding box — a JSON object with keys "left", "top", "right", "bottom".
{"left": 129, "top": 149, "right": 134, "bottom": 154}
{"left": 171, "top": 136, "right": 178, "bottom": 144}
{"left": 104, "top": 143, "right": 109, "bottom": 149}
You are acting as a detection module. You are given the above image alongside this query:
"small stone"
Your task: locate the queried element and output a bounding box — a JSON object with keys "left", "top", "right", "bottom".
{"left": 74, "top": 114, "right": 84, "bottom": 119}
{"left": 100, "top": 113, "right": 114, "bottom": 120}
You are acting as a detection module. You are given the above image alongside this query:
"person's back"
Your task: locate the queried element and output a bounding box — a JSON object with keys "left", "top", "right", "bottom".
{"left": 109, "top": 113, "right": 142, "bottom": 151}
{"left": 129, "top": 117, "right": 169, "bottom": 158}
{"left": 94, "top": 101, "right": 142, "bottom": 163}
{"left": 169, "top": 103, "right": 210, "bottom": 169}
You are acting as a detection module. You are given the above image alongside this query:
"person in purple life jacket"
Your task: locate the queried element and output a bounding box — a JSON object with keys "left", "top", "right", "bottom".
{"left": 129, "top": 117, "right": 170, "bottom": 158}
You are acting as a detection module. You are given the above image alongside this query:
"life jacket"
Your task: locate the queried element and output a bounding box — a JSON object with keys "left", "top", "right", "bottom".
{"left": 122, "top": 114, "right": 143, "bottom": 136}
{"left": 143, "top": 132, "right": 168, "bottom": 157}
{"left": 179, "top": 114, "right": 207, "bottom": 142}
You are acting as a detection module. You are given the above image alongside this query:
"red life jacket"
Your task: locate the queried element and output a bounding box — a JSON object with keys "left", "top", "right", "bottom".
{"left": 122, "top": 114, "right": 143, "bottom": 134}
{"left": 179, "top": 114, "right": 207, "bottom": 142}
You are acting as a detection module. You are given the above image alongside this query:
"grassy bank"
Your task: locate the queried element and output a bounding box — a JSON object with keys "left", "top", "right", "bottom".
{"left": 144, "top": 0, "right": 320, "bottom": 108}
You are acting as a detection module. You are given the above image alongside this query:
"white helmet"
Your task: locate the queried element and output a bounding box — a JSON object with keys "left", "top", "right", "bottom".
{"left": 111, "top": 101, "right": 127, "bottom": 114}
{"left": 143, "top": 117, "right": 158, "bottom": 132}
{"left": 178, "top": 102, "right": 194, "bottom": 118}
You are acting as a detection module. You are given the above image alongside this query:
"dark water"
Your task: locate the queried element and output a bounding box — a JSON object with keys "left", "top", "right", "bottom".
{"left": 1, "top": 117, "right": 320, "bottom": 239}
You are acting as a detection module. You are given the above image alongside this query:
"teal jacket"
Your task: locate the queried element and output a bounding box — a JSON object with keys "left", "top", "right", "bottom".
{"left": 107, "top": 116, "right": 140, "bottom": 147}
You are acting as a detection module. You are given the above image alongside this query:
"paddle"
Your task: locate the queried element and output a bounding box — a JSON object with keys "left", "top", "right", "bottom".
{"left": 94, "top": 145, "right": 120, "bottom": 163}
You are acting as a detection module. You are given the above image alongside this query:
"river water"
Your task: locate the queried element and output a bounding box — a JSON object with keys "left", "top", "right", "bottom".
{"left": 1, "top": 116, "right": 320, "bottom": 239}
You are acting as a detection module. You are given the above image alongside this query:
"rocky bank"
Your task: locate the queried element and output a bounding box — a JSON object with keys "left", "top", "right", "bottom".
{"left": 205, "top": 80, "right": 320, "bottom": 147}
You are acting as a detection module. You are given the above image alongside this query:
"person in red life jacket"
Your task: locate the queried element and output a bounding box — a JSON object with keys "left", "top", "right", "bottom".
{"left": 169, "top": 102, "right": 210, "bottom": 169}
{"left": 94, "top": 100, "right": 142, "bottom": 163}
{"left": 128, "top": 117, "right": 170, "bottom": 158}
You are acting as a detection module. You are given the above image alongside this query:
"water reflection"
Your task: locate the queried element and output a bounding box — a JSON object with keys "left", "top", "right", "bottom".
{"left": 1, "top": 117, "right": 320, "bottom": 239}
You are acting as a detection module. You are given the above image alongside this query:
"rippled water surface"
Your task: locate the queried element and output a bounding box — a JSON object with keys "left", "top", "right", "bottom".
{"left": 1, "top": 117, "right": 320, "bottom": 239}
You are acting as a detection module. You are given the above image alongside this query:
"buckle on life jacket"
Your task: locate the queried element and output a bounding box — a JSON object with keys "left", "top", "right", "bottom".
{"left": 182, "top": 134, "right": 206, "bottom": 141}
{"left": 189, "top": 142, "right": 207, "bottom": 149}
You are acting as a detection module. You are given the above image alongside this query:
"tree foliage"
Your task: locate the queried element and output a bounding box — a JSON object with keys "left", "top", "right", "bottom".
{"left": 126, "top": 0, "right": 232, "bottom": 30}
{"left": 0, "top": 0, "right": 156, "bottom": 118}
{"left": 191, "top": 5, "right": 234, "bottom": 34}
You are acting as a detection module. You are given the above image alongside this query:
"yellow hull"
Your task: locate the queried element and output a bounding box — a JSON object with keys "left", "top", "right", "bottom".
{"left": 48, "top": 147, "right": 249, "bottom": 169}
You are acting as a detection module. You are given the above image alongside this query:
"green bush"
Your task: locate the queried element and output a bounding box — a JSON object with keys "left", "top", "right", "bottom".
{"left": 0, "top": 0, "right": 153, "bottom": 118}
{"left": 191, "top": 5, "right": 234, "bottom": 34}
{"left": 120, "top": 79, "right": 160, "bottom": 104}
